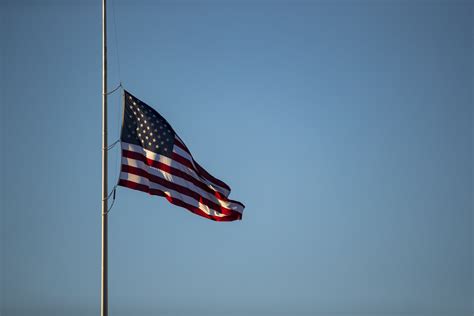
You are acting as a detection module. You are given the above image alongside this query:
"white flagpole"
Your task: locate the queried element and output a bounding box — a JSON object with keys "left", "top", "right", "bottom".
{"left": 101, "top": 0, "right": 108, "bottom": 314}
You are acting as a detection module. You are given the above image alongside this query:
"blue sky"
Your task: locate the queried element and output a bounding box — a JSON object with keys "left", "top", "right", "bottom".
{"left": 1, "top": 1, "right": 472, "bottom": 315}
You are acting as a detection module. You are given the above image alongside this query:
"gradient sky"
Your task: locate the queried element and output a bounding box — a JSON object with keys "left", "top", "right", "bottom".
{"left": 1, "top": 1, "right": 472, "bottom": 315}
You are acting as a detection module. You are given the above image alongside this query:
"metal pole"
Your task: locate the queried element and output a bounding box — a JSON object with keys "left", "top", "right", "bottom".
{"left": 101, "top": 0, "right": 108, "bottom": 314}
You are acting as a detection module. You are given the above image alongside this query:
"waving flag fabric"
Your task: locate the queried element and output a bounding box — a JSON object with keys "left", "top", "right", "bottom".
{"left": 118, "top": 90, "right": 244, "bottom": 221}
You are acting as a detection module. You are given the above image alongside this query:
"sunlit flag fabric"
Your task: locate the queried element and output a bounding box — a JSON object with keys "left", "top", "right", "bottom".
{"left": 118, "top": 90, "right": 244, "bottom": 221}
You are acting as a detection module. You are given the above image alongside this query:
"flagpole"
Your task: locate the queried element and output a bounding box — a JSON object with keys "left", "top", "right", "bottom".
{"left": 101, "top": 0, "right": 108, "bottom": 314}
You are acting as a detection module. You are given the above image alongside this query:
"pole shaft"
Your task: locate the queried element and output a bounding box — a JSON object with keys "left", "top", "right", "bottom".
{"left": 101, "top": 0, "right": 108, "bottom": 314}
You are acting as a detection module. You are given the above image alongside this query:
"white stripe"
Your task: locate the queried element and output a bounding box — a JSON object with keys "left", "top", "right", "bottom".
{"left": 172, "top": 145, "right": 230, "bottom": 196}
{"left": 172, "top": 144, "right": 195, "bottom": 163}
{"left": 120, "top": 172, "right": 229, "bottom": 218}
{"left": 172, "top": 139, "right": 231, "bottom": 196}
{"left": 122, "top": 142, "right": 231, "bottom": 197}
{"left": 122, "top": 157, "right": 244, "bottom": 214}
{"left": 122, "top": 142, "right": 224, "bottom": 195}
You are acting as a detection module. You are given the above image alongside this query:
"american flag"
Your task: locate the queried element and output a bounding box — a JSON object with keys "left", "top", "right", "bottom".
{"left": 118, "top": 90, "right": 244, "bottom": 221}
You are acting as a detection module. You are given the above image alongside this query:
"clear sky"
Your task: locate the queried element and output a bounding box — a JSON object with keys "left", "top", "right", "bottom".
{"left": 1, "top": 1, "right": 472, "bottom": 315}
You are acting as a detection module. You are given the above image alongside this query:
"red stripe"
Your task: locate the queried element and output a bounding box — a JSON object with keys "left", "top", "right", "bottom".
{"left": 122, "top": 149, "right": 245, "bottom": 209}
{"left": 174, "top": 138, "right": 231, "bottom": 192}
{"left": 171, "top": 152, "right": 198, "bottom": 171}
{"left": 121, "top": 164, "right": 239, "bottom": 216}
{"left": 174, "top": 138, "right": 191, "bottom": 153}
{"left": 118, "top": 179, "right": 242, "bottom": 222}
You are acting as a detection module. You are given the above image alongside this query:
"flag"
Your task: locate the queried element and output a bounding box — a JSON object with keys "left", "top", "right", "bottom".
{"left": 118, "top": 90, "right": 244, "bottom": 221}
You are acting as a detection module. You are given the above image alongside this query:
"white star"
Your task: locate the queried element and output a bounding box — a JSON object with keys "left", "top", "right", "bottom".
{"left": 148, "top": 142, "right": 151, "bottom": 146}
{"left": 146, "top": 136, "right": 148, "bottom": 140}
{"left": 147, "top": 126, "right": 150, "bottom": 130}
{"left": 133, "top": 102, "right": 136, "bottom": 105}
{"left": 128, "top": 96, "right": 132, "bottom": 100}
{"left": 137, "top": 108, "right": 140, "bottom": 112}
{"left": 155, "top": 145, "right": 159, "bottom": 148}
{"left": 153, "top": 138, "right": 156, "bottom": 142}
{"left": 161, "top": 141, "right": 164, "bottom": 145}
{"left": 137, "top": 118, "right": 141, "bottom": 121}
{"left": 144, "top": 120, "right": 147, "bottom": 124}
{"left": 138, "top": 133, "right": 141, "bottom": 137}
{"left": 149, "top": 132, "right": 153, "bottom": 136}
